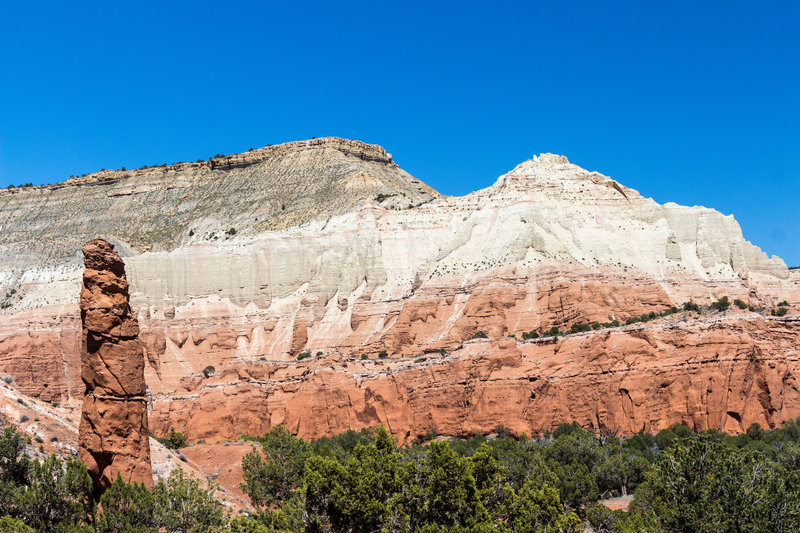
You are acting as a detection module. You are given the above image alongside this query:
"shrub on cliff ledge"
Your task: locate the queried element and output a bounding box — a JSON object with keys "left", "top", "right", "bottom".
{"left": 711, "top": 296, "right": 730, "bottom": 311}
{"left": 202, "top": 365, "right": 215, "bottom": 378}
{"left": 683, "top": 301, "right": 701, "bottom": 313}
{"left": 155, "top": 427, "right": 187, "bottom": 450}
{"left": 542, "top": 327, "right": 561, "bottom": 338}
{"left": 569, "top": 323, "right": 591, "bottom": 334}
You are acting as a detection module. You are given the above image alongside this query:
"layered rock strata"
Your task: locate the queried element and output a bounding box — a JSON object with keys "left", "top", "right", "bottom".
{"left": 78, "top": 239, "right": 152, "bottom": 498}
{"left": 149, "top": 314, "right": 800, "bottom": 443}
{"left": 0, "top": 140, "right": 797, "bottom": 443}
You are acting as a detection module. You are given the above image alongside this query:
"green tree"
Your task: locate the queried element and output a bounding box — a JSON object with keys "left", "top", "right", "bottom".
{"left": 303, "top": 427, "right": 403, "bottom": 532}
{"left": 397, "top": 440, "right": 488, "bottom": 530}
{"left": 241, "top": 425, "right": 312, "bottom": 510}
{"left": 0, "top": 426, "right": 29, "bottom": 516}
{"left": 158, "top": 426, "right": 186, "bottom": 449}
{"left": 505, "top": 482, "right": 580, "bottom": 533}
{"left": 16, "top": 455, "right": 91, "bottom": 531}
{"left": 95, "top": 475, "right": 155, "bottom": 533}
{"left": 632, "top": 435, "right": 800, "bottom": 533}
{"left": 548, "top": 460, "right": 599, "bottom": 509}
{"left": 0, "top": 515, "right": 33, "bottom": 533}
{"left": 470, "top": 443, "right": 510, "bottom": 518}
{"left": 0, "top": 426, "right": 30, "bottom": 486}
{"left": 711, "top": 296, "right": 730, "bottom": 311}
{"left": 593, "top": 443, "right": 650, "bottom": 496}
{"left": 152, "top": 468, "right": 225, "bottom": 532}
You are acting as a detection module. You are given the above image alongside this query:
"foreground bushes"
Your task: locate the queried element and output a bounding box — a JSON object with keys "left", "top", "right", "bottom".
{"left": 4, "top": 417, "right": 800, "bottom": 531}
{"left": 0, "top": 425, "right": 255, "bottom": 532}
{"left": 238, "top": 419, "right": 800, "bottom": 532}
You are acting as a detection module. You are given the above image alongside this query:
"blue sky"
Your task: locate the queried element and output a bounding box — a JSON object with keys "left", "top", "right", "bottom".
{"left": 1, "top": 1, "right": 798, "bottom": 265}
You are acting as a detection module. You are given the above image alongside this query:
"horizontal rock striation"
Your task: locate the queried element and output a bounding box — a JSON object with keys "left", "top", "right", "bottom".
{"left": 149, "top": 315, "right": 800, "bottom": 442}
{"left": 0, "top": 137, "right": 437, "bottom": 278}
{"left": 0, "top": 140, "right": 797, "bottom": 442}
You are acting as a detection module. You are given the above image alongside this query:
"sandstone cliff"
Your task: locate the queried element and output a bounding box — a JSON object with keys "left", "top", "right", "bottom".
{"left": 148, "top": 313, "right": 800, "bottom": 443}
{"left": 0, "top": 139, "right": 797, "bottom": 442}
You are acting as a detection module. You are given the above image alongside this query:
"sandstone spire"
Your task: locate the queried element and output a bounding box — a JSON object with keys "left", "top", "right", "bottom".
{"left": 78, "top": 238, "right": 152, "bottom": 499}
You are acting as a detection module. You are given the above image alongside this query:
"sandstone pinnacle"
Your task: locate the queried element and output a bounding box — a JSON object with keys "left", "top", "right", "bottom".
{"left": 78, "top": 238, "right": 152, "bottom": 500}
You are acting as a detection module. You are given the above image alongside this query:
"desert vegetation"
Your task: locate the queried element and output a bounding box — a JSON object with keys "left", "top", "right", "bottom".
{"left": 234, "top": 421, "right": 800, "bottom": 532}
{"left": 3, "top": 416, "right": 800, "bottom": 531}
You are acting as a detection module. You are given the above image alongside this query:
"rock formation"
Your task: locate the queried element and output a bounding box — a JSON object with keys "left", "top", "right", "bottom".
{"left": 148, "top": 313, "right": 800, "bottom": 443}
{"left": 0, "top": 139, "right": 797, "bottom": 444}
{"left": 78, "top": 239, "right": 152, "bottom": 498}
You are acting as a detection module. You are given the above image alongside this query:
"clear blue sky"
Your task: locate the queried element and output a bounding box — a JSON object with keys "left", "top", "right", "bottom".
{"left": 1, "top": 1, "right": 798, "bottom": 265}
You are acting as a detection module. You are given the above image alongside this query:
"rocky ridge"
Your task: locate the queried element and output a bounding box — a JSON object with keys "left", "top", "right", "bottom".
{"left": 0, "top": 139, "right": 797, "bottom": 443}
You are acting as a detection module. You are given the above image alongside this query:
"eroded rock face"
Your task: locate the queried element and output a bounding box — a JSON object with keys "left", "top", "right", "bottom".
{"left": 78, "top": 239, "right": 152, "bottom": 498}
{"left": 149, "top": 315, "right": 800, "bottom": 443}
{"left": 0, "top": 140, "right": 797, "bottom": 446}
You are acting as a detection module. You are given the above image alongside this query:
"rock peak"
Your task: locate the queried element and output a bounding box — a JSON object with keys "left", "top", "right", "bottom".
{"left": 532, "top": 153, "right": 570, "bottom": 166}
{"left": 82, "top": 238, "right": 125, "bottom": 275}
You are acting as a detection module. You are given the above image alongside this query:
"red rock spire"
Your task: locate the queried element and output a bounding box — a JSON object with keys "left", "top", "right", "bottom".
{"left": 78, "top": 238, "right": 152, "bottom": 499}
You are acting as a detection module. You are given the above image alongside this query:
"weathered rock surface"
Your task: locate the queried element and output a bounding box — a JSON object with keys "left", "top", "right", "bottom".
{"left": 79, "top": 239, "right": 152, "bottom": 497}
{"left": 149, "top": 313, "right": 800, "bottom": 443}
{"left": 0, "top": 139, "right": 798, "bottom": 443}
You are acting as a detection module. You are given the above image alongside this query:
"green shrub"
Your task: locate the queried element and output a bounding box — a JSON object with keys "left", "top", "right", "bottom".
{"left": 683, "top": 301, "right": 701, "bottom": 313}
{"left": 711, "top": 295, "right": 730, "bottom": 311}
{"left": 778, "top": 300, "right": 789, "bottom": 307}
{"left": 772, "top": 307, "right": 789, "bottom": 317}
{"left": 472, "top": 330, "right": 488, "bottom": 339}
{"left": 378, "top": 350, "right": 388, "bottom": 359}
{"left": 297, "top": 352, "right": 311, "bottom": 361}
{"left": 734, "top": 299, "right": 748, "bottom": 309}
{"left": 375, "top": 193, "right": 397, "bottom": 203}
{"left": 316, "top": 351, "right": 323, "bottom": 356}
{"left": 542, "top": 326, "right": 561, "bottom": 337}
{"left": 0, "top": 516, "right": 32, "bottom": 532}
{"left": 156, "top": 426, "right": 187, "bottom": 449}
{"left": 569, "top": 323, "right": 591, "bottom": 334}
{"left": 360, "top": 353, "right": 368, "bottom": 360}
{"left": 202, "top": 365, "right": 215, "bottom": 377}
